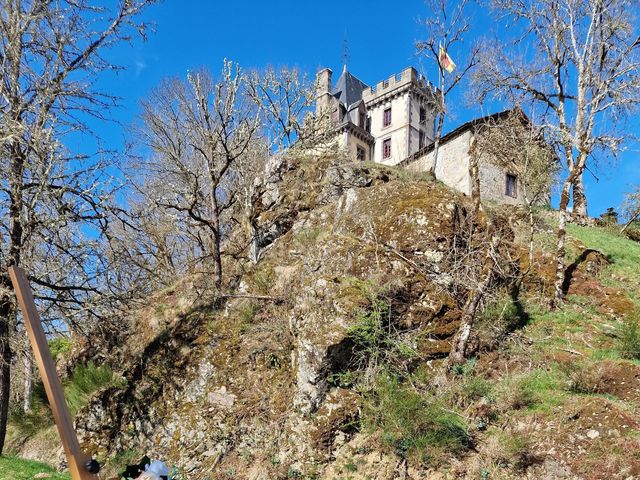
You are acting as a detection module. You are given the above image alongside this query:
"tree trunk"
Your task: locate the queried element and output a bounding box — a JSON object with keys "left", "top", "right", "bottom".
{"left": 429, "top": 71, "right": 446, "bottom": 178}
{"left": 468, "top": 138, "right": 482, "bottom": 215}
{"left": 554, "top": 178, "right": 573, "bottom": 303}
{"left": 448, "top": 230, "right": 499, "bottom": 368}
{"left": 572, "top": 173, "right": 588, "bottom": 219}
{"left": 527, "top": 206, "right": 535, "bottom": 272}
{"left": 430, "top": 112, "right": 445, "bottom": 177}
{"left": 213, "top": 229, "right": 223, "bottom": 291}
{"left": 22, "top": 346, "right": 33, "bottom": 414}
{"left": 448, "top": 267, "right": 494, "bottom": 367}
{"left": 249, "top": 219, "right": 260, "bottom": 264}
{"left": 0, "top": 286, "right": 13, "bottom": 455}
{"left": 621, "top": 209, "right": 640, "bottom": 234}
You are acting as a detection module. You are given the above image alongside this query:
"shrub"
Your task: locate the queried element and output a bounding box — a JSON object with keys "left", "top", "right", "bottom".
{"left": 475, "top": 296, "right": 529, "bottom": 348}
{"left": 363, "top": 374, "right": 469, "bottom": 465}
{"left": 618, "top": 313, "right": 640, "bottom": 360}
{"left": 343, "top": 280, "right": 416, "bottom": 383}
{"left": 558, "top": 361, "right": 604, "bottom": 394}
{"left": 48, "top": 337, "right": 72, "bottom": 362}
{"left": 251, "top": 264, "right": 275, "bottom": 295}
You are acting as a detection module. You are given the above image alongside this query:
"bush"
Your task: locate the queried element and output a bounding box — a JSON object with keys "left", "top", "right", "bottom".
{"left": 345, "top": 280, "right": 417, "bottom": 372}
{"left": 363, "top": 374, "right": 469, "bottom": 465}
{"left": 48, "top": 337, "right": 72, "bottom": 362}
{"left": 558, "top": 361, "right": 604, "bottom": 394}
{"left": 618, "top": 313, "right": 640, "bottom": 360}
{"left": 475, "top": 296, "right": 529, "bottom": 348}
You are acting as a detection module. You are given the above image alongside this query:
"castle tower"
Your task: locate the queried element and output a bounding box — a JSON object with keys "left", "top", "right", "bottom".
{"left": 362, "top": 67, "right": 437, "bottom": 165}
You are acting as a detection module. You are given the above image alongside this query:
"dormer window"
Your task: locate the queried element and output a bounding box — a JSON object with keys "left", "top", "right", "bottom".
{"left": 359, "top": 112, "right": 366, "bottom": 128}
{"left": 383, "top": 108, "right": 392, "bottom": 127}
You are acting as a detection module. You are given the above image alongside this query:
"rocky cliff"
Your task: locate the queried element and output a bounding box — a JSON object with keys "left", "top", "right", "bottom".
{"left": 69, "top": 153, "right": 640, "bottom": 480}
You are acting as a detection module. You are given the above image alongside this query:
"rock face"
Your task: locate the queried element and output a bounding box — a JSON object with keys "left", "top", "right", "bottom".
{"left": 75, "top": 155, "right": 475, "bottom": 478}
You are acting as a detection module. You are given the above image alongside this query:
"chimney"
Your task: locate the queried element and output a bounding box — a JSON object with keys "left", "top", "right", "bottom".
{"left": 316, "top": 68, "right": 332, "bottom": 96}
{"left": 315, "top": 68, "right": 333, "bottom": 114}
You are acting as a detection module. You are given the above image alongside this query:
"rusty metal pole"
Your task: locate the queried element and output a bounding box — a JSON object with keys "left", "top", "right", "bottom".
{"left": 8, "top": 266, "right": 99, "bottom": 480}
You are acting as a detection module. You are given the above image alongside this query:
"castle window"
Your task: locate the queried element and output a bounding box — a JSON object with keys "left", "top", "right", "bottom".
{"left": 505, "top": 173, "right": 518, "bottom": 198}
{"left": 383, "top": 108, "right": 392, "bottom": 127}
{"left": 420, "top": 107, "right": 427, "bottom": 124}
{"left": 383, "top": 138, "right": 391, "bottom": 159}
{"left": 419, "top": 131, "right": 426, "bottom": 149}
{"left": 359, "top": 112, "right": 366, "bottom": 128}
{"left": 357, "top": 146, "right": 366, "bottom": 161}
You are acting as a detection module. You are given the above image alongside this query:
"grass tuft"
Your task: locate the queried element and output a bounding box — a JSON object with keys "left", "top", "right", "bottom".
{"left": 363, "top": 374, "right": 469, "bottom": 465}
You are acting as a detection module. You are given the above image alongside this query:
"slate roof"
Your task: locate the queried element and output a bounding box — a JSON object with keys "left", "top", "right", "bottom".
{"left": 332, "top": 67, "right": 369, "bottom": 108}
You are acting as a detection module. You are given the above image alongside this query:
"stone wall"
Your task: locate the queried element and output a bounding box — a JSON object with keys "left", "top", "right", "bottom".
{"left": 338, "top": 131, "right": 372, "bottom": 162}
{"left": 478, "top": 155, "right": 524, "bottom": 205}
{"left": 406, "top": 130, "right": 473, "bottom": 196}
{"left": 404, "top": 130, "right": 527, "bottom": 205}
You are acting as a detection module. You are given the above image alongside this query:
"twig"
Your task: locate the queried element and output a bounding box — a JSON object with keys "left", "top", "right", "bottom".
{"left": 560, "top": 348, "right": 584, "bottom": 356}
{"left": 442, "top": 407, "right": 472, "bottom": 421}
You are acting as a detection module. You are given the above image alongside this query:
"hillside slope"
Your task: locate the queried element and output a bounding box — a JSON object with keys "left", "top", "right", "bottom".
{"left": 27, "top": 154, "right": 640, "bottom": 479}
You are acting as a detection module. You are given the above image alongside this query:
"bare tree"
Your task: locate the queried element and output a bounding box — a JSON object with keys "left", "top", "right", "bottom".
{"left": 0, "top": 0, "right": 156, "bottom": 452}
{"left": 444, "top": 210, "right": 518, "bottom": 367}
{"left": 474, "top": 0, "right": 640, "bottom": 302}
{"left": 246, "top": 66, "right": 315, "bottom": 151}
{"left": 445, "top": 211, "right": 519, "bottom": 367}
{"left": 416, "top": 0, "right": 479, "bottom": 176}
{"left": 103, "top": 194, "right": 198, "bottom": 301}
{"left": 139, "top": 62, "right": 261, "bottom": 290}
{"left": 621, "top": 185, "right": 640, "bottom": 233}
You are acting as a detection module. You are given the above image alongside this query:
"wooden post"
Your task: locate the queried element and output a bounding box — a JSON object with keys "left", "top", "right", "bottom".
{"left": 8, "top": 266, "right": 99, "bottom": 480}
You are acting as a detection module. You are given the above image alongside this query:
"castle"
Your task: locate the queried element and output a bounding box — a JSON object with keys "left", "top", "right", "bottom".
{"left": 315, "top": 65, "right": 530, "bottom": 206}
{"left": 315, "top": 65, "right": 436, "bottom": 166}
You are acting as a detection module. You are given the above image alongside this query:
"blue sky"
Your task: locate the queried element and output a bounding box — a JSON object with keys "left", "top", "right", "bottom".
{"left": 93, "top": 0, "right": 638, "bottom": 217}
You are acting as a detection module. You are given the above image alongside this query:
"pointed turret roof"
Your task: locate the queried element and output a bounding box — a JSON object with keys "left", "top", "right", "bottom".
{"left": 332, "top": 66, "right": 369, "bottom": 108}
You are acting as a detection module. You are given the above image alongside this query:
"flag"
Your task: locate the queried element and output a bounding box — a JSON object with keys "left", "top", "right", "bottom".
{"left": 439, "top": 45, "right": 456, "bottom": 73}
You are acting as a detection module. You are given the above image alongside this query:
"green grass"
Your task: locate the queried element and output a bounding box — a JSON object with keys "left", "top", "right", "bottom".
{"left": 567, "top": 223, "right": 640, "bottom": 301}
{"left": 0, "top": 456, "right": 70, "bottom": 479}
{"left": 9, "top": 361, "right": 123, "bottom": 447}
{"left": 617, "top": 313, "right": 640, "bottom": 360}
{"left": 363, "top": 374, "right": 469, "bottom": 465}
{"left": 65, "top": 361, "right": 123, "bottom": 415}
{"left": 494, "top": 368, "right": 565, "bottom": 414}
